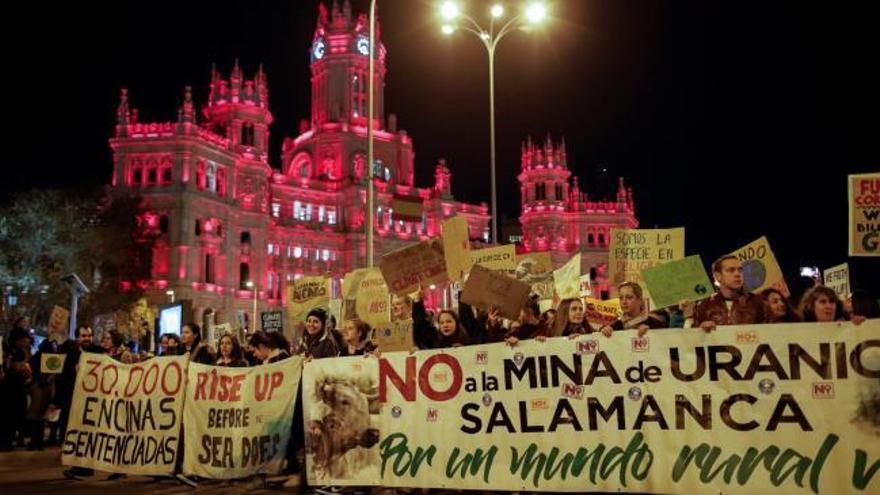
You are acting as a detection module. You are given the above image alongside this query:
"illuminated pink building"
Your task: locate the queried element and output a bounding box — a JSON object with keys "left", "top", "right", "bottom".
{"left": 518, "top": 136, "right": 638, "bottom": 297}
{"left": 109, "top": 3, "right": 489, "bottom": 327}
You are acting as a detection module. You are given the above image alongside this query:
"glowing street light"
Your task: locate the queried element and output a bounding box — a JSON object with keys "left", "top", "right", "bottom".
{"left": 440, "top": 1, "right": 460, "bottom": 21}
{"left": 525, "top": 3, "right": 548, "bottom": 23}
{"left": 437, "top": 2, "right": 549, "bottom": 243}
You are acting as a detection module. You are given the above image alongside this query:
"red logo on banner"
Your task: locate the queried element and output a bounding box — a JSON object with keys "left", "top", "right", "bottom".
{"left": 561, "top": 383, "right": 584, "bottom": 400}
{"left": 531, "top": 399, "right": 549, "bottom": 410}
{"left": 426, "top": 408, "right": 439, "bottom": 422}
{"left": 631, "top": 337, "right": 649, "bottom": 352}
{"left": 476, "top": 351, "right": 488, "bottom": 365}
{"left": 736, "top": 331, "right": 759, "bottom": 344}
{"left": 812, "top": 382, "right": 835, "bottom": 399}
{"left": 577, "top": 340, "right": 599, "bottom": 355}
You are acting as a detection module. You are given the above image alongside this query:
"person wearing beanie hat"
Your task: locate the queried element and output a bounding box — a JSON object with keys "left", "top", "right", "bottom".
{"left": 293, "top": 308, "right": 338, "bottom": 359}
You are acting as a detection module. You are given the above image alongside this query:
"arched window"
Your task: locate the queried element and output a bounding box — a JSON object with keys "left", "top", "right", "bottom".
{"left": 133, "top": 168, "right": 142, "bottom": 185}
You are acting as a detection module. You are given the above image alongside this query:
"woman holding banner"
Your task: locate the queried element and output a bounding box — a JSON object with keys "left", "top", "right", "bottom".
{"left": 214, "top": 334, "right": 248, "bottom": 367}
{"left": 249, "top": 331, "right": 291, "bottom": 364}
{"left": 601, "top": 282, "right": 665, "bottom": 337}
{"left": 799, "top": 286, "right": 867, "bottom": 324}
{"left": 550, "top": 298, "right": 588, "bottom": 337}
{"left": 760, "top": 288, "right": 801, "bottom": 323}
{"left": 413, "top": 289, "right": 477, "bottom": 349}
{"left": 293, "top": 308, "right": 339, "bottom": 359}
{"left": 181, "top": 323, "right": 215, "bottom": 365}
{"left": 102, "top": 330, "right": 133, "bottom": 364}
{"left": 339, "top": 319, "right": 377, "bottom": 357}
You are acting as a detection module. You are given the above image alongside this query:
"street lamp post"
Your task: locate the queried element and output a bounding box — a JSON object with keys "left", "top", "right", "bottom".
{"left": 440, "top": 2, "right": 548, "bottom": 244}
{"left": 246, "top": 281, "right": 257, "bottom": 333}
{"left": 366, "top": 0, "right": 377, "bottom": 268}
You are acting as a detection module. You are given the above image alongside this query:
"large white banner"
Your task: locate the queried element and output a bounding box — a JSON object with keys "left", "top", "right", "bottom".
{"left": 183, "top": 357, "right": 303, "bottom": 479}
{"left": 303, "top": 321, "right": 880, "bottom": 493}
{"left": 303, "top": 356, "right": 382, "bottom": 486}
{"left": 61, "top": 354, "right": 188, "bottom": 475}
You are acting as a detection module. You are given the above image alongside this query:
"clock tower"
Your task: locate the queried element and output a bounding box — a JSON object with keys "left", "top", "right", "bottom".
{"left": 310, "top": 0, "right": 386, "bottom": 128}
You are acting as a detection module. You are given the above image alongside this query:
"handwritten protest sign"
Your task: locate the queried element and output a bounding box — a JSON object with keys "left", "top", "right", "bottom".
{"left": 261, "top": 310, "right": 283, "bottom": 333}
{"left": 848, "top": 172, "right": 880, "bottom": 256}
{"left": 62, "top": 353, "right": 188, "bottom": 475}
{"left": 641, "top": 255, "right": 713, "bottom": 309}
{"left": 471, "top": 244, "right": 516, "bottom": 272}
{"left": 343, "top": 268, "right": 391, "bottom": 328}
{"left": 379, "top": 240, "right": 448, "bottom": 296}
{"left": 731, "top": 236, "right": 789, "bottom": 296}
{"left": 288, "top": 276, "right": 330, "bottom": 324}
{"left": 183, "top": 357, "right": 303, "bottom": 479}
{"left": 823, "top": 263, "right": 850, "bottom": 300}
{"left": 608, "top": 228, "right": 685, "bottom": 290}
{"left": 584, "top": 297, "right": 621, "bottom": 329}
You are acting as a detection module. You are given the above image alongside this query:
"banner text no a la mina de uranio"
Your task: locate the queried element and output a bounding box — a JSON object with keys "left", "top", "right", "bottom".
{"left": 368, "top": 321, "right": 880, "bottom": 493}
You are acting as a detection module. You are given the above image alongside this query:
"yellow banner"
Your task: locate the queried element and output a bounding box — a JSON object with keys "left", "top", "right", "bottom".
{"left": 359, "top": 320, "right": 880, "bottom": 492}
{"left": 471, "top": 244, "right": 517, "bottom": 271}
{"left": 732, "top": 236, "right": 789, "bottom": 296}
{"left": 584, "top": 297, "right": 621, "bottom": 329}
{"left": 608, "top": 228, "right": 685, "bottom": 289}
{"left": 849, "top": 173, "right": 880, "bottom": 256}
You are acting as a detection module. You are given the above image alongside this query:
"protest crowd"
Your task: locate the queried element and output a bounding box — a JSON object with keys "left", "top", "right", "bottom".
{"left": 1, "top": 227, "right": 878, "bottom": 493}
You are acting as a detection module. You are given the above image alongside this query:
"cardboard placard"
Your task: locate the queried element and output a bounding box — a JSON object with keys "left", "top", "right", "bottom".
{"left": 343, "top": 268, "right": 391, "bottom": 328}
{"left": 823, "top": 263, "right": 850, "bottom": 300}
{"left": 513, "top": 252, "right": 556, "bottom": 300}
{"left": 641, "top": 255, "right": 713, "bottom": 309}
{"left": 373, "top": 320, "right": 415, "bottom": 353}
{"left": 441, "top": 216, "right": 473, "bottom": 282}
{"left": 379, "top": 239, "right": 448, "bottom": 296}
{"left": 287, "top": 276, "right": 331, "bottom": 323}
{"left": 461, "top": 264, "right": 531, "bottom": 320}
{"left": 471, "top": 244, "right": 517, "bottom": 271}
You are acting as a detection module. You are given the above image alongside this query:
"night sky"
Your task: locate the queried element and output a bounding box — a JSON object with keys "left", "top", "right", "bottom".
{"left": 12, "top": 0, "right": 879, "bottom": 293}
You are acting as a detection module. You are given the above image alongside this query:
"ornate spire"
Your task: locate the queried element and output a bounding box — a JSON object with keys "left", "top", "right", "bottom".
{"left": 179, "top": 85, "right": 194, "bottom": 123}
{"left": 116, "top": 88, "right": 130, "bottom": 125}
